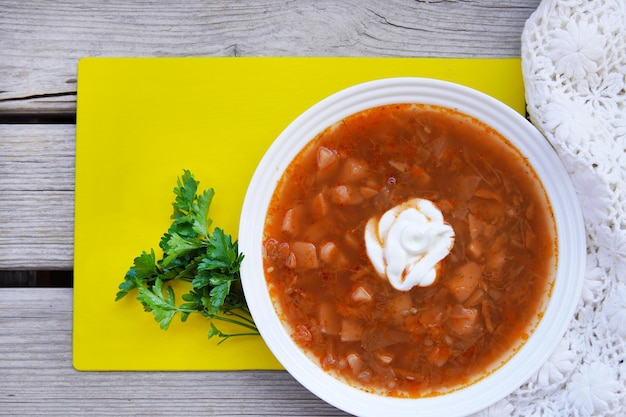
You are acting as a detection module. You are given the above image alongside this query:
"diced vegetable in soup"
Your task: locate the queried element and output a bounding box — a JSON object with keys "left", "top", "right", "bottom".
{"left": 263, "top": 103, "right": 556, "bottom": 397}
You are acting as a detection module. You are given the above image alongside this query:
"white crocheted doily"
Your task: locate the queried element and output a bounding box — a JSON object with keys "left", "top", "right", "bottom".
{"left": 471, "top": 0, "right": 626, "bottom": 416}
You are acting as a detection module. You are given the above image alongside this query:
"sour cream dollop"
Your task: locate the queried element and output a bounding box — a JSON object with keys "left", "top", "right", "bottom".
{"left": 364, "top": 198, "right": 455, "bottom": 291}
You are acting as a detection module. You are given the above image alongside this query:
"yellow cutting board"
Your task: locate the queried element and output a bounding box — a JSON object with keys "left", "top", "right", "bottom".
{"left": 73, "top": 57, "right": 525, "bottom": 371}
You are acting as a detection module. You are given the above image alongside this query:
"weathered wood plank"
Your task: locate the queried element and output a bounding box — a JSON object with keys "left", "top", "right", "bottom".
{"left": 0, "top": 288, "right": 348, "bottom": 416}
{"left": 0, "top": 0, "right": 540, "bottom": 113}
{"left": 0, "top": 124, "right": 75, "bottom": 192}
{"left": 0, "top": 125, "right": 75, "bottom": 269}
{"left": 0, "top": 191, "right": 74, "bottom": 269}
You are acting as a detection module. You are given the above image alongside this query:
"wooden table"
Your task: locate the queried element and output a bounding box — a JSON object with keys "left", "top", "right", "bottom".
{"left": 0, "top": 1, "right": 541, "bottom": 415}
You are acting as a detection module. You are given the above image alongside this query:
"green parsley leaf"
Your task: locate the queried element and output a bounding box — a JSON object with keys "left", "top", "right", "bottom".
{"left": 115, "top": 170, "right": 258, "bottom": 344}
{"left": 192, "top": 188, "right": 214, "bottom": 238}
{"left": 135, "top": 279, "right": 179, "bottom": 330}
{"left": 161, "top": 233, "right": 203, "bottom": 267}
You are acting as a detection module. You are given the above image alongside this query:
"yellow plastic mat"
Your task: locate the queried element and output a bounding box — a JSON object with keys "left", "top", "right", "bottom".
{"left": 73, "top": 57, "right": 524, "bottom": 371}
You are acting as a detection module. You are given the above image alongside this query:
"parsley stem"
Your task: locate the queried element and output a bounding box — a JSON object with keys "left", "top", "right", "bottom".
{"left": 170, "top": 259, "right": 201, "bottom": 282}
{"left": 223, "top": 311, "right": 256, "bottom": 326}
{"left": 211, "top": 315, "right": 259, "bottom": 332}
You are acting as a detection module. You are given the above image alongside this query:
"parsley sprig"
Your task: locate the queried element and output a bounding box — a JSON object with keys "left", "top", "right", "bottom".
{"left": 115, "top": 170, "right": 258, "bottom": 344}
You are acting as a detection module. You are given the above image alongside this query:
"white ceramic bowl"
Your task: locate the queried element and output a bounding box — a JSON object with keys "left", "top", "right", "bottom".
{"left": 239, "top": 78, "right": 585, "bottom": 417}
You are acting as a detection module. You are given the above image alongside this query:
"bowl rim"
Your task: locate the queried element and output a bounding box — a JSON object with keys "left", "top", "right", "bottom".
{"left": 239, "top": 77, "right": 585, "bottom": 417}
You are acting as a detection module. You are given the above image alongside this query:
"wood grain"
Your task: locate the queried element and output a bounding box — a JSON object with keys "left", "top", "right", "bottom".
{"left": 0, "top": 125, "right": 75, "bottom": 269}
{"left": 0, "top": 0, "right": 540, "bottom": 113}
{"left": 0, "top": 288, "right": 348, "bottom": 416}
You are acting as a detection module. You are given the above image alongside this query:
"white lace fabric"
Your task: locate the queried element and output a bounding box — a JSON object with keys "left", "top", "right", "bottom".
{"left": 470, "top": 0, "right": 626, "bottom": 415}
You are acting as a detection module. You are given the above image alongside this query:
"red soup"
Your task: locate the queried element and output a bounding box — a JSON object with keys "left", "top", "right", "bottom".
{"left": 262, "top": 103, "right": 556, "bottom": 397}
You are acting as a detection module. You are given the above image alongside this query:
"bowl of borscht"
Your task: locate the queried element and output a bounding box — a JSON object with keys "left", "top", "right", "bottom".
{"left": 239, "top": 78, "right": 585, "bottom": 417}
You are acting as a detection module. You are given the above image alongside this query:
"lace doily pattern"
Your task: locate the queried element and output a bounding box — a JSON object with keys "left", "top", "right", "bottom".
{"left": 472, "top": 0, "right": 626, "bottom": 415}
